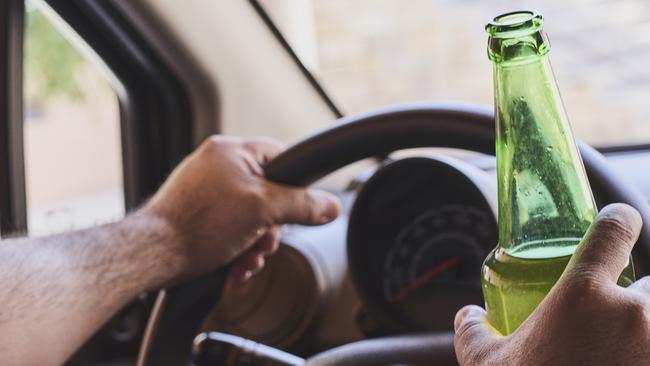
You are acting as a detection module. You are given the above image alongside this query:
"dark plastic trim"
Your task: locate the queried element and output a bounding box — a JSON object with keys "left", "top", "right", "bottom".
{"left": 139, "top": 270, "right": 228, "bottom": 366}
{"left": 248, "top": 0, "right": 343, "bottom": 119}
{"left": 304, "top": 332, "right": 457, "bottom": 366}
{"left": 0, "top": 0, "right": 26, "bottom": 236}
{"left": 46, "top": 0, "right": 194, "bottom": 210}
{"left": 598, "top": 143, "right": 650, "bottom": 154}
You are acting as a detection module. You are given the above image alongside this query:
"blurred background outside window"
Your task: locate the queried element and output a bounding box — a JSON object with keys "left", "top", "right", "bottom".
{"left": 260, "top": 0, "right": 650, "bottom": 147}
{"left": 23, "top": 0, "right": 123, "bottom": 236}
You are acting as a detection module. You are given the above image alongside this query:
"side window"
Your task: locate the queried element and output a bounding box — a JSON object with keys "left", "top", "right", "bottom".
{"left": 23, "top": 1, "right": 124, "bottom": 236}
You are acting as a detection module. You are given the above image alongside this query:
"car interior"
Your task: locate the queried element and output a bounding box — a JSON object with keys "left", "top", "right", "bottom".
{"left": 2, "top": 0, "right": 650, "bottom": 365}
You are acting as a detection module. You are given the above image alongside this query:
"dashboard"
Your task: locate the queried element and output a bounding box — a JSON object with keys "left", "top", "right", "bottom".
{"left": 200, "top": 148, "right": 650, "bottom": 358}
{"left": 201, "top": 152, "right": 499, "bottom": 356}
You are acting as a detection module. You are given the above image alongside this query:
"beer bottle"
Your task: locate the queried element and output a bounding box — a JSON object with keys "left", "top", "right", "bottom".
{"left": 481, "top": 10, "right": 634, "bottom": 335}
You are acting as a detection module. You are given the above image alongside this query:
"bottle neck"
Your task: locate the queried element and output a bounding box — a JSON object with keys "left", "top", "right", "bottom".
{"left": 493, "top": 54, "right": 597, "bottom": 258}
{"left": 488, "top": 30, "right": 549, "bottom": 66}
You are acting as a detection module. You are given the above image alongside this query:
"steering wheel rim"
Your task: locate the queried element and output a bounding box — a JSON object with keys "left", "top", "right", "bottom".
{"left": 138, "top": 103, "right": 650, "bottom": 366}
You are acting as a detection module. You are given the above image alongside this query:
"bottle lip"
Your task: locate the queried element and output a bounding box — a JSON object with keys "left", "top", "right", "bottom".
{"left": 486, "top": 10, "right": 543, "bottom": 38}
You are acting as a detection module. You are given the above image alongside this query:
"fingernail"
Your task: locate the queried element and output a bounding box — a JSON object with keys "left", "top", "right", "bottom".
{"left": 256, "top": 256, "right": 265, "bottom": 269}
{"left": 314, "top": 191, "right": 341, "bottom": 223}
{"left": 241, "top": 270, "right": 253, "bottom": 282}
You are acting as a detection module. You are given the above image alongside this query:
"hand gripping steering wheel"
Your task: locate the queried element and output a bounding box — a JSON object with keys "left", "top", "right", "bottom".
{"left": 138, "top": 103, "right": 650, "bottom": 366}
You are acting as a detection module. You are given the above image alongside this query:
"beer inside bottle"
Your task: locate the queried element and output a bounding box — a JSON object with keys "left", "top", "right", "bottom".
{"left": 481, "top": 11, "right": 634, "bottom": 335}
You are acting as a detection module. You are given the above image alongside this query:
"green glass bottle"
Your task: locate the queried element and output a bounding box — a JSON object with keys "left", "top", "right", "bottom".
{"left": 481, "top": 11, "right": 634, "bottom": 335}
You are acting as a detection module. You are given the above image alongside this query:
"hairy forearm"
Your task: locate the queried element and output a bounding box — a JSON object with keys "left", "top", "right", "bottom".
{"left": 0, "top": 210, "right": 184, "bottom": 366}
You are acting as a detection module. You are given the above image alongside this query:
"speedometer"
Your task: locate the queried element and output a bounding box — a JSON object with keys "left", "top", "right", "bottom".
{"left": 348, "top": 156, "right": 497, "bottom": 333}
{"left": 384, "top": 205, "right": 491, "bottom": 303}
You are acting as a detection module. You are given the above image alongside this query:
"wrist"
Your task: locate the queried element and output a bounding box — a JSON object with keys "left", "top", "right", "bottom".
{"left": 126, "top": 208, "right": 193, "bottom": 290}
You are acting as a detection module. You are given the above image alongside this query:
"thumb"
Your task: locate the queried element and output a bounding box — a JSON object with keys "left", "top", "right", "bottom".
{"left": 264, "top": 183, "right": 341, "bottom": 225}
{"left": 563, "top": 203, "right": 642, "bottom": 284}
{"left": 454, "top": 305, "right": 500, "bottom": 365}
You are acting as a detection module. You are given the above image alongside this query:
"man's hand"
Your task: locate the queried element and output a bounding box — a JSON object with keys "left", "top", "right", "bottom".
{"left": 0, "top": 135, "right": 340, "bottom": 366}
{"left": 144, "top": 136, "right": 341, "bottom": 282}
{"left": 454, "top": 203, "right": 650, "bottom": 365}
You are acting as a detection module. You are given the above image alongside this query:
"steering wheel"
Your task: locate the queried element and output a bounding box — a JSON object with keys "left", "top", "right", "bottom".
{"left": 137, "top": 103, "right": 650, "bottom": 366}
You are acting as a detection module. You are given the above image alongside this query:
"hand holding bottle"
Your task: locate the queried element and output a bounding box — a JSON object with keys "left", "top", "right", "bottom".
{"left": 455, "top": 203, "right": 650, "bottom": 366}
{"left": 481, "top": 10, "right": 634, "bottom": 335}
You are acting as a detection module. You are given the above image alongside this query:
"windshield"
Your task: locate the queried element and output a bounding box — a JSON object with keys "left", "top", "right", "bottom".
{"left": 259, "top": 0, "right": 650, "bottom": 148}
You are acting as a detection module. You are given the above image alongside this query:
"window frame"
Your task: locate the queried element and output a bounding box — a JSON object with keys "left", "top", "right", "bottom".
{"left": 0, "top": 0, "right": 27, "bottom": 236}
{"left": 0, "top": 0, "right": 198, "bottom": 363}
{"left": 45, "top": 0, "right": 195, "bottom": 211}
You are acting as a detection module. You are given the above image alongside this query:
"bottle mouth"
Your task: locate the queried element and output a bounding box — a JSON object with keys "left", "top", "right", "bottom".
{"left": 486, "top": 10, "right": 543, "bottom": 38}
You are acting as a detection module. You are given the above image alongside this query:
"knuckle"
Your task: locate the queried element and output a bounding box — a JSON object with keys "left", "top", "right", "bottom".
{"left": 242, "top": 137, "right": 285, "bottom": 163}
{"left": 201, "top": 136, "right": 222, "bottom": 153}
{"left": 623, "top": 298, "right": 650, "bottom": 329}
{"left": 242, "top": 139, "right": 261, "bottom": 152}
{"left": 455, "top": 320, "right": 482, "bottom": 343}
{"left": 203, "top": 135, "right": 240, "bottom": 151}
{"left": 562, "top": 275, "right": 603, "bottom": 300}
{"left": 205, "top": 135, "right": 226, "bottom": 147}
{"left": 595, "top": 215, "right": 638, "bottom": 243}
{"left": 302, "top": 191, "right": 321, "bottom": 223}
{"left": 241, "top": 140, "right": 257, "bottom": 152}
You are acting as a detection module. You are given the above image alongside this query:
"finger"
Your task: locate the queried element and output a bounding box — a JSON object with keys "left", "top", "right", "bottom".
{"left": 229, "top": 265, "right": 253, "bottom": 282}
{"left": 265, "top": 184, "right": 341, "bottom": 226}
{"left": 230, "top": 228, "right": 280, "bottom": 280}
{"left": 241, "top": 137, "right": 286, "bottom": 165}
{"left": 454, "top": 305, "right": 500, "bottom": 365}
{"left": 251, "top": 226, "right": 281, "bottom": 255}
{"left": 232, "top": 252, "right": 265, "bottom": 275}
{"left": 564, "top": 203, "right": 642, "bottom": 284}
{"left": 630, "top": 276, "right": 650, "bottom": 294}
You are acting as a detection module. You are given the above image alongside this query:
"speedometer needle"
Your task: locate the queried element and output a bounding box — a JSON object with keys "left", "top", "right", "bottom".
{"left": 389, "top": 256, "right": 462, "bottom": 303}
